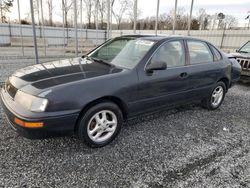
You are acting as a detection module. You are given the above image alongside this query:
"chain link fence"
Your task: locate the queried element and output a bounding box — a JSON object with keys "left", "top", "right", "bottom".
{"left": 0, "top": 23, "right": 107, "bottom": 58}
{"left": 111, "top": 29, "right": 250, "bottom": 53}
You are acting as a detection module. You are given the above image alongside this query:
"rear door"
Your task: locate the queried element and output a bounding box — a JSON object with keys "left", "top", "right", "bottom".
{"left": 185, "top": 40, "right": 224, "bottom": 100}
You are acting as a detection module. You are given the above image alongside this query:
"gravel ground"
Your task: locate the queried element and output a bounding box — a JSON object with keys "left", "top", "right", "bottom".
{"left": 0, "top": 58, "right": 250, "bottom": 187}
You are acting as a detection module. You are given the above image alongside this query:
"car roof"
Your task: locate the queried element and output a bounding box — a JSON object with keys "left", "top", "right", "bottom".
{"left": 117, "top": 34, "right": 196, "bottom": 42}
{"left": 117, "top": 34, "right": 192, "bottom": 41}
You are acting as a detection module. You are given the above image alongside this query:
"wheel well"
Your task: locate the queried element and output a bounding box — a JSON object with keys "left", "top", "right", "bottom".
{"left": 218, "top": 78, "right": 229, "bottom": 91}
{"left": 74, "top": 96, "right": 128, "bottom": 131}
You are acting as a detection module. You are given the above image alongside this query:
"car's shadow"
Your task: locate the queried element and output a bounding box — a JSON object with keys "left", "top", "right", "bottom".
{"left": 238, "top": 80, "right": 250, "bottom": 86}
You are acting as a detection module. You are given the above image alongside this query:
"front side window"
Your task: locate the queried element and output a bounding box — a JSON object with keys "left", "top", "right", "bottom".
{"left": 187, "top": 41, "right": 213, "bottom": 64}
{"left": 89, "top": 38, "right": 155, "bottom": 69}
{"left": 150, "top": 40, "right": 185, "bottom": 68}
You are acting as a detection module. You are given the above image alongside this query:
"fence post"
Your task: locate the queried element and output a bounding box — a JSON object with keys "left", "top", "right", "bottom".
{"left": 8, "top": 19, "right": 11, "bottom": 38}
{"left": 220, "top": 24, "right": 226, "bottom": 49}
{"left": 133, "top": 0, "right": 137, "bottom": 34}
{"left": 40, "top": 0, "right": 46, "bottom": 56}
{"left": 107, "top": 0, "right": 110, "bottom": 39}
{"left": 80, "top": 0, "right": 83, "bottom": 44}
{"left": 103, "top": 30, "right": 106, "bottom": 41}
{"left": 187, "top": 0, "right": 194, "bottom": 36}
{"left": 30, "top": 0, "right": 39, "bottom": 64}
{"left": 172, "top": 0, "right": 178, "bottom": 34}
{"left": 73, "top": 0, "right": 78, "bottom": 57}
{"left": 155, "top": 0, "right": 160, "bottom": 35}
{"left": 17, "top": 0, "right": 24, "bottom": 56}
{"left": 62, "top": 0, "right": 66, "bottom": 56}
{"left": 95, "top": 0, "right": 99, "bottom": 46}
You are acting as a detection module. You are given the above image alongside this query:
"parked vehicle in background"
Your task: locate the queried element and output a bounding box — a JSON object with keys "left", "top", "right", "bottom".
{"left": 1, "top": 35, "right": 241, "bottom": 147}
{"left": 231, "top": 40, "right": 250, "bottom": 81}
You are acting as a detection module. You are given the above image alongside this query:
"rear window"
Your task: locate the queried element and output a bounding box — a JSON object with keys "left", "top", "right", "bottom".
{"left": 187, "top": 40, "right": 214, "bottom": 64}
{"left": 210, "top": 45, "right": 222, "bottom": 61}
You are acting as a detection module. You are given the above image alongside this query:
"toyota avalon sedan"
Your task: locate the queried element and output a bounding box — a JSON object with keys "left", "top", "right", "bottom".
{"left": 1, "top": 35, "right": 241, "bottom": 147}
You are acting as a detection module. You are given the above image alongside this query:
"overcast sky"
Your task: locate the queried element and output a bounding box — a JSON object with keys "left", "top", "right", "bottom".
{"left": 8, "top": 0, "right": 250, "bottom": 27}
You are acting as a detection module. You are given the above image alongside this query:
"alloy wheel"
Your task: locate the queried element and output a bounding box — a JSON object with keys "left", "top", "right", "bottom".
{"left": 87, "top": 110, "right": 117, "bottom": 143}
{"left": 211, "top": 86, "right": 224, "bottom": 107}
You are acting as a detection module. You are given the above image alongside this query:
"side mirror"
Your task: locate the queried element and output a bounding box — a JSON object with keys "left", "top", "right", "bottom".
{"left": 146, "top": 61, "right": 167, "bottom": 73}
{"left": 235, "top": 49, "right": 239, "bottom": 53}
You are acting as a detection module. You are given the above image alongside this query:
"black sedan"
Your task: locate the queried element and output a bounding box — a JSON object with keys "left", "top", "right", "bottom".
{"left": 0, "top": 35, "right": 241, "bottom": 147}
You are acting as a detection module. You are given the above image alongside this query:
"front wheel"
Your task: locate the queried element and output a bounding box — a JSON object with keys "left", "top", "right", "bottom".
{"left": 202, "top": 81, "right": 226, "bottom": 110}
{"left": 77, "top": 102, "right": 123, "bottom": 147}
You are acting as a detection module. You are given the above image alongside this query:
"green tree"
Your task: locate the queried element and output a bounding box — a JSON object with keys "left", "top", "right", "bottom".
{"left": 191, "top": 18, "right": 200, "bottom": 30}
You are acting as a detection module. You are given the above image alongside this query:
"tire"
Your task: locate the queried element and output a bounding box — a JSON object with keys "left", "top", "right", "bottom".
{"left": 202, "top": 81, "right": 226, "bottom": 110}
{"left": 77, "top": 102, "right": 123, "bottom": 147}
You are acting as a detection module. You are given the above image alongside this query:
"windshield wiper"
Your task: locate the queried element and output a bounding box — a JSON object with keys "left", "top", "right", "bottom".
{"left": 238, "top": 50, "right": 249, "bottom": 54}
{"left": 87, "top": 56, "right": 114, "bottom": 67}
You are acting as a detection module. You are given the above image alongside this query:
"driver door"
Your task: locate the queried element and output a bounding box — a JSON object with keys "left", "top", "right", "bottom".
{"left": 135, "top": 40, "right": 190, "bottom": 114}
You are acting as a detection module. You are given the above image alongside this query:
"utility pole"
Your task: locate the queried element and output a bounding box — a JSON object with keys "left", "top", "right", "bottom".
{"left": 95, "top": 0, "right": 99, "bottom": 46}
{"left": 36, "top": 0, "right": 40, "bottom": 24}
{"left": 107, "top": 0, "right": 110, "bottom": 39}
{"left": 111, "top": 0, "right": 115, "bottom": 37}
{"left": 74, "top": 0, "right": 78, "bottom": 56}
{"left": 80, "top": 0, "right": 83, "bottom": 40}
{"left": 30, "top": 0, "right": 39, "bottom": 64}
{"left": 62, "top": 0, "right": 65, "bottom": 56}
{"left": 17, "top": 0, "right": 24, "bottom": 56}
{"left": 40, "top": 0, "right": 46, "bottom": 56}
{"left": 155, "top": 0, "right": 160, "bottom": 35}
{"left": 133, "top": 0, "right": 137, "bottom": 34}
{"left": 187, "top": 0, "right": 194, "bottom": 36}
{"left": 172, "top": 0, "right": 177, "bottom": 34}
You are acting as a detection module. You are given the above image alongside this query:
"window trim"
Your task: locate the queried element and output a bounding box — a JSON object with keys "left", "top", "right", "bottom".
{"left": 144, "top": 39, "right": 187, "bottom": 71}
{"left": 186, "top": 39, "right": 214, "bottom": 65}
{"left": 207, "top": 43, "right": 223, "bottom": 62}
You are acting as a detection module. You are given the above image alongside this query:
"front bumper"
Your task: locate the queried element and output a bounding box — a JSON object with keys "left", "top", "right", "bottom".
{"left": 1, "top": 88, "right": 79, "bottom": 139}
{"left": 241, "top": 70, "right": 250, "bottom": 77}
{"left": 240, "top": 75, "right": 250, "bottom": 82}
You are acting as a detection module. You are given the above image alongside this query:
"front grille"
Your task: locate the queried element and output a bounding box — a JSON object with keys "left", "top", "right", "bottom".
{"left": 5, "top": 80, "right": 18, "bottom": 99}
{"left": 236, "top": 58, "right": 250, "bottom": 70}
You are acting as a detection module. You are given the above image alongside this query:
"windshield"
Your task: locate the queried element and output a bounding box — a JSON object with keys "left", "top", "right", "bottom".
{"left": 239, "top": 41, "right": 250, "bottom": 53}
{"left": 89, "top": 38, "right": 155, "bottom": 69}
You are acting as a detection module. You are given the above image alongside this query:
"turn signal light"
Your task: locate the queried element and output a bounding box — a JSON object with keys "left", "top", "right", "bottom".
{"left": 14, "top": 117, "right": 44, "bottom": 128}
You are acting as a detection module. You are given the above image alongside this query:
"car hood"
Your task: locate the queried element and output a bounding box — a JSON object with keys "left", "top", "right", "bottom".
{"left": 9, "top": 57, "right": 124, "bottom": 91}
{"left": 230, "top": 52, "right": 250, "bottom": 59}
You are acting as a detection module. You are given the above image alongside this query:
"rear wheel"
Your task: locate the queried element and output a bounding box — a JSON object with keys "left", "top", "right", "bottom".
{"left": 77, "top": 102, "right": 123, "bottom": 147}
{"left": 202, "top": 81, "right": 226, "bottom": 110}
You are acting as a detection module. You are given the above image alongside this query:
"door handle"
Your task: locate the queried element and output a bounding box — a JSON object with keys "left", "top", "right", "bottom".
{"left": 179, "top": 72, "right": 188, "bottom": 78}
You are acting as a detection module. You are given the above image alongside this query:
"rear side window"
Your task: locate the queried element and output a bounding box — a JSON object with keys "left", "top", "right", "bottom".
{"left": 210, "top": 45, "right": 222, "bottom": 61}
{"left": 187, "top": 41, "right": 214, "bottom": 64}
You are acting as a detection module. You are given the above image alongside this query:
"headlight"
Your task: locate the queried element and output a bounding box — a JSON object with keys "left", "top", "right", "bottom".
{"left": 14, "top": 90, "right": 48, "bottom": 112}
